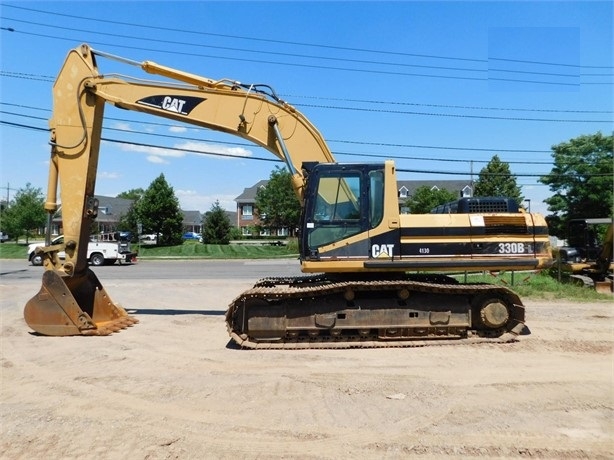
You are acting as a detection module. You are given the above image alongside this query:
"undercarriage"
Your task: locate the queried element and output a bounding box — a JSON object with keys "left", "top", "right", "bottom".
{"left": 226, "top": 274, "right": 526, "bottom": 349}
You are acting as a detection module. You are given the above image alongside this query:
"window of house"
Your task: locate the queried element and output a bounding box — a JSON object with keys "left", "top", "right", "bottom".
{"left": 242, "top": 204, "right": 253, "bottom": 220}
{"left": 398, "top": 186, "right": 408, "bottom": 198}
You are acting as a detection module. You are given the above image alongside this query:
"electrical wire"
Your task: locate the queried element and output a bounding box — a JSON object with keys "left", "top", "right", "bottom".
{"left": 1, "top": 118, "right": 611, "bottom": 180}
{"left": 4, "top": 4, "right": 613, "bottom": 69}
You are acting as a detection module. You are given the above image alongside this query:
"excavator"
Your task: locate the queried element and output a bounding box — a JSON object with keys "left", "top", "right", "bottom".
{"left": 24, "top": 44, "right": 553, "bottom": 348}
{"left": 554, "top": 218, "right": 613, "bottom": 294}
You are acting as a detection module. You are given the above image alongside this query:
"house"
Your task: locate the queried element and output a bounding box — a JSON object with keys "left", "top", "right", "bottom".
{"left": 234, "top": 180, "right": 269, "bottom": 237}
{"left": 181, "top": 210, "right": 203, "bottom": 234}
{"left": 48, "top": 195, "right": 204, "bottom": 236}
{"left": 234, "top": 178, "right": 474, "bottom": 236}
{"left": 234, "top": 180, "right": 293, "bottom": 237}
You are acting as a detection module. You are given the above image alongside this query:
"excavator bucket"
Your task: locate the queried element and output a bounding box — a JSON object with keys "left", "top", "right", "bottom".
{"left": 594, "top": 278, "right": 613, "bottom": 295}
{"left": 24, "top": 268, "right": 138, "bottom": 336}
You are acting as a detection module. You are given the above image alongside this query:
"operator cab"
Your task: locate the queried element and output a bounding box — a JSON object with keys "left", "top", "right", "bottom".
{"left": 300, "top": 163, "right": 385, "bottom": 259}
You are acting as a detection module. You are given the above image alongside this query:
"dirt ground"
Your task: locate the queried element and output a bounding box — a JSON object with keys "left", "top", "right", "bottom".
{"left": 1, "top": 277, "right": 613, "bottom": 459}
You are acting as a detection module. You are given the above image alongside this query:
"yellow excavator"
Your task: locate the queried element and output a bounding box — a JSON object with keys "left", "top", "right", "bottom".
{"left": 554, "top": 218, "right": 613, "bottom": 294}
{"left": 24, "top": 44, "right": 553, "bottom": 347}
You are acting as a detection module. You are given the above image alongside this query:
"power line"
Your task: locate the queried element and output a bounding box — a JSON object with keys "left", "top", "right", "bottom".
{"left": 3, "top": 27, "right": 609, "bottom": 88}
{"left": 4, "top": 4, "right": 613, "bottom": 70}
{"left": 2, "top": 17, "right": 487, "bottom": 75}
{"left": 3, "top": 118, "right": 612, "bottom": 180}
{"left": 0, "top": 28, "right": 543, "bottom": 85}
{"left": 1, "top": 105, "right": 556, "bottom": 155}
{"left": 0, "top": 70, "right": 612, "bottom": 123}
{"left": 5, "top": 15, "right": 611, "bottom": 83}
{"left": 1, "top": 73, "right": 611, "bottom": 118}
{"left": 284, "top": 94, "right": 613, "bottom": 115}
{"left": 2, "top": 19, "right": 612, "bottom": 85}
{"left": 294, "top": 102, "right": 611, "bottom": 123}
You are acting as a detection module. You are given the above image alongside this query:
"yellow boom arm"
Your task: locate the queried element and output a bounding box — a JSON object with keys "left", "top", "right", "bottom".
{"left": 25, "top": 44, "right": 334, "bottom": 335}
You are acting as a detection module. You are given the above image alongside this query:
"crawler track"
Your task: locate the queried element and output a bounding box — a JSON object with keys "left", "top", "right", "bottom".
{"left": 225, "top": 275, "right": 526, "bottom": 349}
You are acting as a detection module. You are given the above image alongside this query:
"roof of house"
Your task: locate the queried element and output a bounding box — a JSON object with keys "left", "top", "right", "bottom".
{"left": 181, "top": 210, "right": 202, "bottom": 224}
{"left": 90, "top": 195, "right": 134, "bottom": 223}
{"left": 235, "top": 180, "right": 268, "bottom": 203}
{"left": 53, "top": 195, "right": 203, "bottom": 225}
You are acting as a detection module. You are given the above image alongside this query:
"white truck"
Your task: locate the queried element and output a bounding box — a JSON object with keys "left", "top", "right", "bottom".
{"left": 28, "top": 233, "right": 137, "bottom": 266}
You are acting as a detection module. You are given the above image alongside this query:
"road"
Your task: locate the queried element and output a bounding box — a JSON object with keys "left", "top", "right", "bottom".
{"left": 1, "top": 259, "right": 612, "bottom": 459}
{"left": 0, "top": 258, "right": 303, "bottom": 282}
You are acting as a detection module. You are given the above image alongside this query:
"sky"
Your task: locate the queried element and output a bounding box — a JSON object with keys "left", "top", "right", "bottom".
{"left": 0, "top": 1, "right": 612, "bottom": 216}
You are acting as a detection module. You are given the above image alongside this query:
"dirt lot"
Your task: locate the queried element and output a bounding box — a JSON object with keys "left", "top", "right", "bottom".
{"left": 1, "top": 277, "right": 613, "bottom": 459}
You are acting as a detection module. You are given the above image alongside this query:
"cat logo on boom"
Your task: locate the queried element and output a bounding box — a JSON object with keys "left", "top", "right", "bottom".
{"left": 136, "top": 95, "right": 206, "bottom": 116}
{"left": 161, "top": 96, "right": 186, "bottom": 114}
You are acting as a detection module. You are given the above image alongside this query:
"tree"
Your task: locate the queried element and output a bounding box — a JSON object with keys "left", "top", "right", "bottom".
{"left": 117, "top": 188, "right": 145, "bottom": 201}
{"left": 0, "top": 184, "right": 46, "bottom": 243}
{"left": 539, "top": 132, "right": 613, "bottom": 237}
{"left": 473, "top": 155, "right": 523, "bottom": 205}
{"left": 135, "top": 174, "right": 183, "bottom": 246}
{"left": 202, "top": 200, "right": 232, "bottom": 244}
{"left": 117, "top": 202, "right": 140, "bottom": 241}
{"left": 406, "top": 186, "right": 458, "bottom": 214}
{"left": 116, "top": 189, "right": 145, "bottom": 240}
{"left": 255, "top": 167, "right": 301, "bottom": 236}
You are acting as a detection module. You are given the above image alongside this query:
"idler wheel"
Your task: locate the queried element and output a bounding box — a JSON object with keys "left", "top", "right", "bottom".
{"left": 480, "top": 300, "right": 510, "bottom": 328}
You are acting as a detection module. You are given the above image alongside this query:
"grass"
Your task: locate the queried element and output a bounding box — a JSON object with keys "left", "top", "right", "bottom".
{"left": 0, "top": 239, "right": 299, "bottom": 261}
{"left": 136, "top": 240, "right": 298, "bottom": 259}
{"left": 453, "top": 270, "right": 612, "bottom": 302}
{"left": 2, "top": 240, "right": 611, "bottom": 302}
{"left": 0, "top": 241, "right": 29, "bottom": 259}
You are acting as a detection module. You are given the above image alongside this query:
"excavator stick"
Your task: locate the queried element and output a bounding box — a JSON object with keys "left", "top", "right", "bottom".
{"left": 24, "top": 269, "right": 138, "bottom": 336}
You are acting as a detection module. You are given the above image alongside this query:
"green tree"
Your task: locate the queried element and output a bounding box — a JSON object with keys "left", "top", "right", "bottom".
{"left": 406, "top": 186, "right": 458, "bottom": 214}
{"left": 116, "top": 189, "right": 145, "bottom": 241}
{"left": 473, "top": 155, "right": 523, "bottom": 204}
{"left": 117, "top": 202, "right": 140, "bottom": 241}
{"left": 1, "top": 184, "right": 46, "bottom": 243}
{"left": 117, "top": 188, "right": 145, "bottom": 201}
{"left": 135, "top": 174, "right": 183, "bottom": 246}
{"left": 539, "top": 132, "right": 613, "bottom": 237}
{"left": 255, "top": 167, "right": 301, "bottom": 236}
{"left": 202, "top": 200, "right": 232, "bottom": 244}
{"left": 0, "top": 206, "right": 21, "bottom": 242}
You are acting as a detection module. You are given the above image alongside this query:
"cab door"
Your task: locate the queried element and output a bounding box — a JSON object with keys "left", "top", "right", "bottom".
{"left": 301, "top": 165, "right": 369, "bottom": 259}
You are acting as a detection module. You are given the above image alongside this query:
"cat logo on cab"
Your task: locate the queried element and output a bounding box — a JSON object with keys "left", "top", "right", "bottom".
{"left": 371, "top": 243, "right": 394, "bottom": 258}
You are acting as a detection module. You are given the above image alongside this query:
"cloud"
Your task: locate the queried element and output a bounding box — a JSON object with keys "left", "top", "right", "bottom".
{"left": 111, "top": 122, "right": 133, "bottom": 132}
{"left": 175, "top": 141, "right": 252, "bottom": 159}
{"left": 115, "top": 142, "right": 180, "bottom": 164}
{"left": 98, "top": 171, "right": 121, "bottom": 179}
{"left": 175, "top": 189, "right": 237, "bottom": 212}
{"left": 147, "top": 155, "right": 169, "bottom": 164}
{"left": 169, "top": 126, "right": 188, "bottom": 133}
{"left": 116, "top": 139, "right": 252, "bottom": 164}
